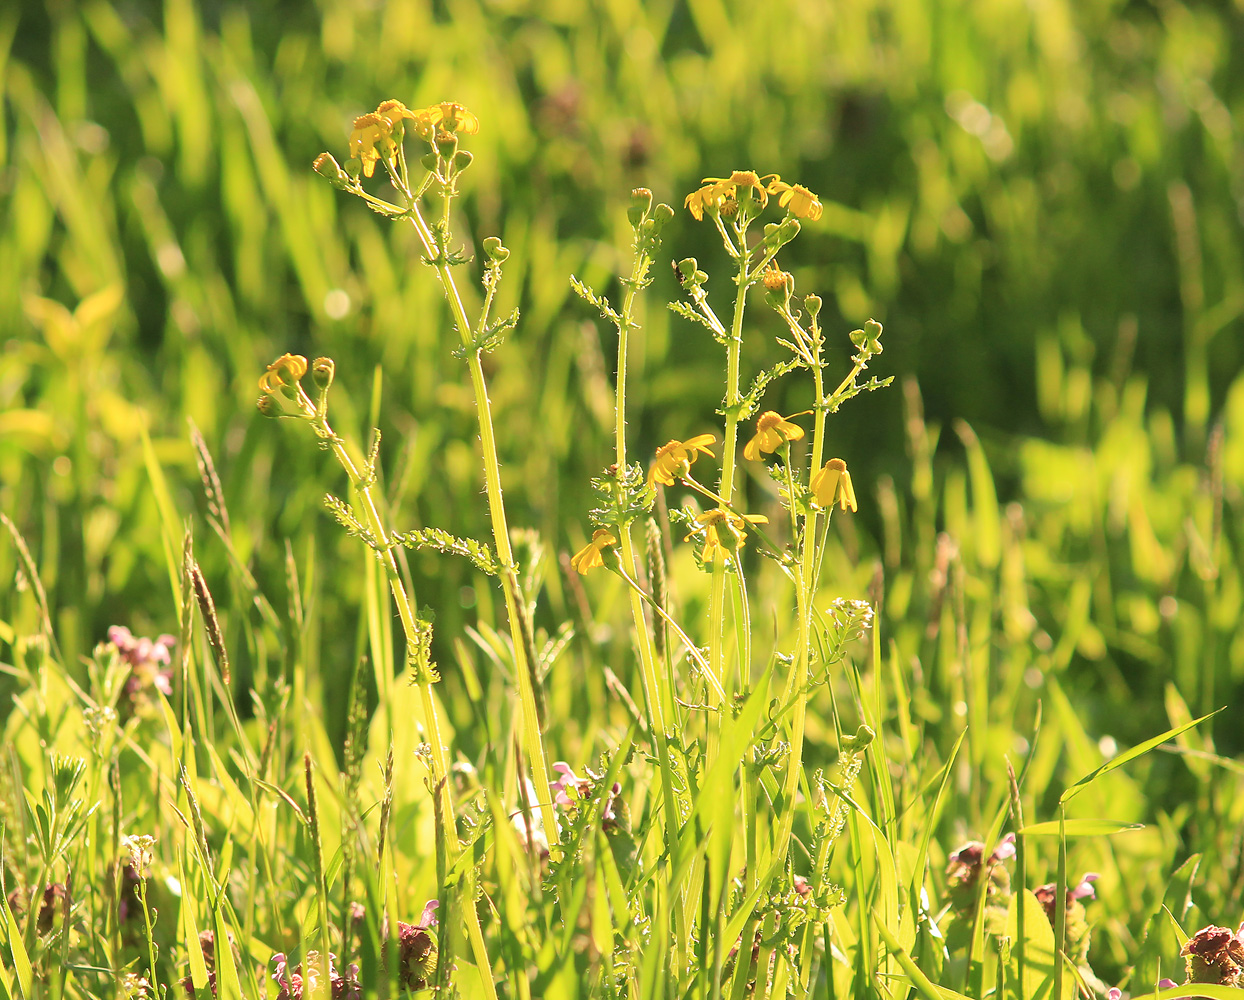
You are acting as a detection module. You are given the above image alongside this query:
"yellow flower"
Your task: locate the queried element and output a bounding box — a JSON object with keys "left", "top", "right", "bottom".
{"left": 257, "top": 354, "right": 316, "bottom": 419}
{"left": 375, "top": 99, "right": 417, "bottom": 130}
{"left": 570, "top": 529, "right": 618, "bottom": 574}
{"left": 686, "top": 508, "right": 768, "bottom": 564}
{"left": 348, "top": 113, "right": 396, "bottom": 178}
{"left": 421, "top": 101, "right": 480, "bottom": 136}
{"left": 810, "top": 458, "right": 858, "bottom": 512}
{"left": 258, "top": 353, "right": 308, "bottom": 394}
{"left": 766, "top": 178, "right": 824, "bottom": 221}
{"left": 684, "top": 170, "right": 775, "bottom": 220}
{"left": 647, "top": 434, "right": 717, "bottom": 487}
{"left": 743, "top": 411, "right": 805, "bottom": 461}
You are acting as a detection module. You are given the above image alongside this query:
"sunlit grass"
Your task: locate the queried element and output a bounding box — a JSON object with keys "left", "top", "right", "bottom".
{"left": 2, "top": 0, "right": 1244, "bottom": 997}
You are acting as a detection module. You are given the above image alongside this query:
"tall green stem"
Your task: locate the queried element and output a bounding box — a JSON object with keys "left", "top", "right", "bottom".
{"left": 319, "top": 430, "right": 499, "bottom": 999}
{"left": 615, "top": 250, "right": 682, "bottom": 807}
{"left": 401, "top": 201, "right": 555, "bottom": 838}
{"left": 708, "top": 264, "right": 750, "bottom": 706}
{"left": 774, "top": 355, "right": 825, "bottom": 859}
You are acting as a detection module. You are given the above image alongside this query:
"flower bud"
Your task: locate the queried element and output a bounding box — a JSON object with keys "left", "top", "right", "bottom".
{"left": 840, "top": 724, "right": 875, "bottom": 752}
{"left": 676, "top": 258, "right": 707, "bottom": 289}
{"left": 482, "top": 236, "right": 509, "bottom": 262}
{"left": 850, "top": 327, "right": 867, "bottom": 348}
{"left": 864, "top": 318, "right": 883, "bottom": 343}
{"left": 652, "top": 203, "right": 674, "bottom": 226}
{"left": 311, "top": 357, "right": 335, "bottom": 392}
{"left": 313, "top": 152, "right": 350, "bottom": 190}
{"left": 344, "top": 157, "right": 362, "bottom": 181}
{"left": 804, "top": 294, "right": 822, "bottom": 318}
{"left": 257, "top": 394, "right": 282, "bottom": 419}
{"left": 435, "top": 129, "right": 459, "bottom": 160}
{"left": 628, "top": 187, "right": 653, "bottom": 228}
{"left": 420, "top": 151, "right": 439, "bottom": 172}
{"left": 762, "top": 268, "right": 793, "bottom": 311}
{"left": 21, "top": 633, "right": 49, "bottom": 673}
{"left": 453, "top": 150, "right": 474, "bottom": 173}
{"left": 777, "top": 217, "right": 801, "bottom": 243}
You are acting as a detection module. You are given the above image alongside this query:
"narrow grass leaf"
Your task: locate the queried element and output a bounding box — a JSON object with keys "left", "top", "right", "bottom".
{"left": 1059, "top": 711, "right": 1220, "bottom": 804}
{"left": 1018, "top": 819, "right": 1144, "bottom": 836}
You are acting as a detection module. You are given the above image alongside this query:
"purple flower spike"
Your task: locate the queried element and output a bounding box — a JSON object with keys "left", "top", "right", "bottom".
{"left": 418, "top": 898, "right": 439, "bottom": 928}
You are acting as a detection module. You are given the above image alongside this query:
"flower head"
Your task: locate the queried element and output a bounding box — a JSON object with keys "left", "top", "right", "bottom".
{"left": 1033, "top": 872, "right": 1099, "bottom": 924}
{"left": 1181, "top": 924, "right": 1244, "bottom": 986}
{"left": 743, "top": 411, "right": 805, "bottom": 461}
{"left": 684, "top": 170, "right": 774, "bottom": 220}
{"left": 271, "top": 952, "right": 360, "bottom": 1000}
{"left": 347, "top": 113, "right": 396, "bottom": 178}
{"left": 383, "top": 902, "right": 439, "bottom": 991}
{"left": 550, "top": 762, "right": 625, "bottom": 830}
{"left": 427, "top": 101, "right": 480, "bottom": 134}
{"left": 810, "top": 458, "right": 858, "bottom": 512}
{"left": 766, "top": 178, "right": 824, "bottom": 221}
{"left": 108, "top": 626, "right": 175, "bottom": 713}
{"left": 945, "top": 833, "right": 1015, "bottom": 895}
{"left": 686, "top": 508, "right": 768, "bottom": 565}
{"left": 570, "top": 529, "right": 618, "bottom": 574}
{"left": 258, "top": 354, "right": 316, "bottom": 419}
{"left": 648, "top": 434, "right": 716, "bottom": 487}
{"left": 375, "top": 99, "right": 417, "bottom": 131}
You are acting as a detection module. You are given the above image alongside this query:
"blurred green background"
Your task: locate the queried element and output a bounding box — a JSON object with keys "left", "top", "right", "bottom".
{"left": 3, "top": 0, "right": 1244, "bottom": 759}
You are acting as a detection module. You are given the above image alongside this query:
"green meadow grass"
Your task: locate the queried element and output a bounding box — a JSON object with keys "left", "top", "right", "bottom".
{"left": 2, "top": 1, "right": 1244, "bottom": 997}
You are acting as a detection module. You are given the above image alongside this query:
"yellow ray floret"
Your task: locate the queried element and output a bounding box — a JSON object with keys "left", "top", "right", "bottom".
{"left": 810, "top": 458, "right": 858, "bottom": 512}
{"left": 766, "top": 177, "right": 824, "bottom": 221}
{"left": 743, "top": 411, "right": 805, "bottom": 461}
{"left": 570, "top": 529, "right": 618, "bottom": 574}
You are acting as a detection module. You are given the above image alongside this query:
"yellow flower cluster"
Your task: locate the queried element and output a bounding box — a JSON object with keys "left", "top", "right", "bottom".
{"left": 683, "top": 172, "right": 823, "bottom": 222}
{"left": 347, "top": 99, "right": 480, "bottom": 178}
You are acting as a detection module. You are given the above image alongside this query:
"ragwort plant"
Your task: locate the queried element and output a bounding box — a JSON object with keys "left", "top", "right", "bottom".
{"left": 257, "top": 99, "right": 894, "bottom": 997}
{"left": 5, "top": 94, "right": 1233, "bottom": 1000}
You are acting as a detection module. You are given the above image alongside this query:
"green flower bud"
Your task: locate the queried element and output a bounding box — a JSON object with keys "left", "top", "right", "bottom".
{"left": 864, "top": 318, "right": 883, "bottom": 342}
{"left": 311, "top": 357, "right": 335, "bottom": 392}
{"left": 453, "top": 150, "right": 474, "bottom": 173}
{"left": 676, "top": 258, "right": 705, "bottom": 288}
{"left": 435, "top": 130, "right": 459, "bottom": 160}
{"left": 257, "top": 394, "right": 282, "bottom": 419}
{"left": 21, "top": 633, "right": 49, "bottom": 673}
{"left": 850, "top": 327, "right": 867, "bottom": 348}
{"left": 839, "top": 724, "right": 875, "bottom": 752}
{"left": 344, "top": 157, "right": 362, "bottom": 181}
{"left": 628, "top": 187, "right": 653, "bottom": 228}
{"left": 313, "top": 152, "right": 350, "bottom": 190}
{"left": 421, "top": 151, "right": 439, "bottom": 172}
{"left": 482, "top": 237, "right": 510, "bottom": 262}
{"left": 804, "top": 294, "right": 822, "bottom": 318}
{"left": 652, "top": 203, "right": 674, "bottom": 226}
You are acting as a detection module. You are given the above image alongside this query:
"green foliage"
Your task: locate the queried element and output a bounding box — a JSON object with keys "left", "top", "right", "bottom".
{"left": 2, "top": 0, "right": 1244, "bottom": 997}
